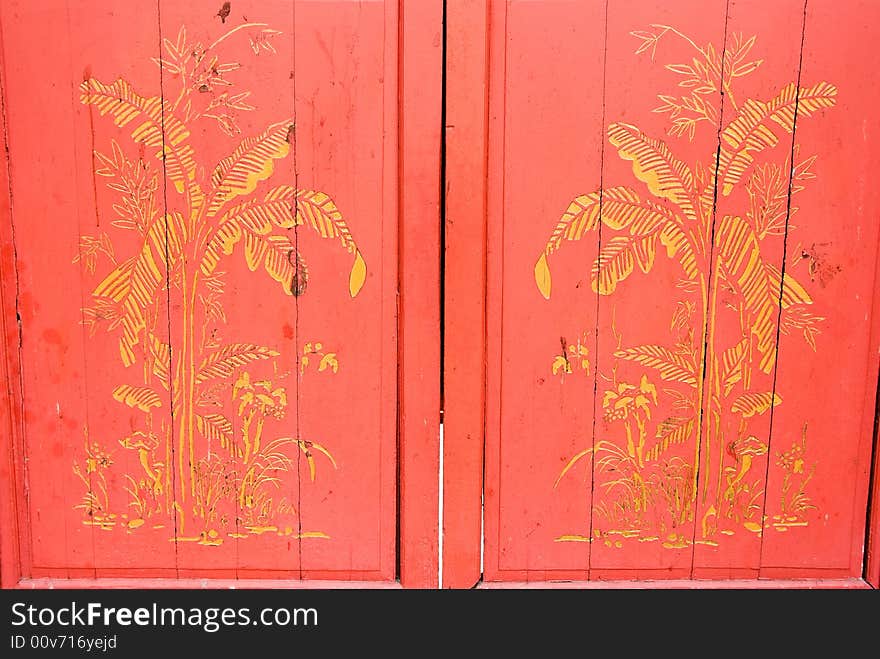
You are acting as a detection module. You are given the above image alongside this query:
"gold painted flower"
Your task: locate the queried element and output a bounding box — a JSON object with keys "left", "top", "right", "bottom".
{"left": 602, "top": 375, "right": 658, "bottom": 421}
{"left": 777, "top": 441, "right": 806, "bottom": 474}
{"left": 84, "top": 442, "right": 113, "bottom": 473}
{"left": 234, "top": 371, "right": 288, "bottom": 420}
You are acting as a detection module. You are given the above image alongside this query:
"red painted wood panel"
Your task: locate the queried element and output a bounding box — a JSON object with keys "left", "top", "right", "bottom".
{"left": 460, "top": 0, "right": 880, "bottom": 585}
{"left": 0, "top": 0, "right": 440, "bottom": 587}
{"left": 398, "top": 0, "right": 443, "bottom": 590}
{"left": 443, "top": 0, "right": 488, "bottom": 589}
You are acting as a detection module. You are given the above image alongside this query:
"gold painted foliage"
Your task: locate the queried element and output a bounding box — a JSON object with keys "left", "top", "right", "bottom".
{"left": 547, "top": 26, "right": 829, "bottom": 544}
{"left": 73, "top": 20, "right": 363, "bottom": 542}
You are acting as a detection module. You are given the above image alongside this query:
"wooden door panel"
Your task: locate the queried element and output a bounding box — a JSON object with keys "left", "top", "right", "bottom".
{"left": 0, "top": 0, "right": 440, "bottom": 585}
{"left": 469, "top": 0, "right": 880, "bottom": 584}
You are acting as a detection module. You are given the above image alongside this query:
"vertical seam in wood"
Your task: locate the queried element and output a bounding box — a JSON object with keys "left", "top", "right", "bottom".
{"left": 155, "top": 0, "right": 180, "bottom": 577}
{"left": 0, "top": 2, "right": 27, "bottom": 585}
{"left": 587, "top": 0, "right": 610, "bottom": 576}
{"left": 689, "top": 0, "right": 732, "bottom": 573}
{"left": 291, "top": 0, "right": 303, "bottom": 580}
{"left": 758, "top": 0, "right": 810, "bottom": 571}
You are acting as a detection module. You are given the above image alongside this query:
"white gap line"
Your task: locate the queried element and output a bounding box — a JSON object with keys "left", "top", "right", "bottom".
{"left": 438, "top": 421, "right": 444, "bottom": 588}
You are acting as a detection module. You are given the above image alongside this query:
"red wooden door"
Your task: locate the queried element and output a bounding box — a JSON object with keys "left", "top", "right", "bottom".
{"left": 0, "top": 0, "right": 441, "bottom": 588}
{"left": 445, "top": 0, "right": 880, "bottom": 586}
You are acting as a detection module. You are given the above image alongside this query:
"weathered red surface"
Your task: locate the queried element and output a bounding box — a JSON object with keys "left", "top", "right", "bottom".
{"left": 0, "top": 0, "right": 441, "bottom": 586}
{"left": 466, "top": 0, "right": 880, "bottom": 584}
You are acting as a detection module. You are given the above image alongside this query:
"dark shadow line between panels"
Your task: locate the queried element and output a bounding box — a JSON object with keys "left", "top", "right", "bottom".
{"left": 689, "top": 0, "right": 731, "bottom": 573}
{"left": 863, "top": 345, "right": 880, "bottom": 581}
{"left": 393, "top": 0, "right": 408, "bottom": 586}
{"left": 757, "top": 0, "right": 809, "bottom": 567}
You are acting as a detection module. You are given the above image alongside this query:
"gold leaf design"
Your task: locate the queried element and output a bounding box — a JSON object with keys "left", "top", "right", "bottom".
{"left": 535, "top": 253, "right": 552, "bottom": 300}
{"left": 534, "top": 187, "right": 681, "bottom": 298}
{"left": 202, "top": 186, "right": 365, "bottom": 296}
{"left": 601, "top": 187, "right": 679, "bottom": 235}
{"left": 243, "top": 231, "right": 302, "bottom": 295}
{"left": 196, "top": 344, "right": 280, "bottom": 384}
{"left": 207, "top": 121, "right": 294, "bottom": 217}
{"left": 80, "top": 77, "right": 201, "bottom": 204}
{"left": 75, "top": 20, "right": 353, "bottom": 542}
{"left": 295, "top": 189, "right": 365, "bottom": 297}
{"left": 766, "top": 263, "right": 812, "bottom": 308}
{"left": 717, "top": 82, "right": 837, "bottom": 195}
{"left": 720, "top": 338, "right": 749, "bottom": 395}
{"left": 348, "top": 251, "right": 366, "bottom": 298}
{"left": 552, "top": 354, "right": 572, "bottom": 376}
{"left": 318, "top": 353, "right": 339, "bottom": 373}
{"left": 659, "top": 224, "right": 699, "bottom": 280}
{"left": 715, "top": 216, "right": 812, "bottom": 373}
{"left": 294, "top": 439, "right": 338, "bottom": 482}
{"left": 545, "top": 192, "right": 602, "bottom": 254}
{"left": 196, "top": 413, "right": 236, "bottom": 456}
{"left": 148, "top": 334, "right": 171, "bottom": 386}
{"left": 554, "top": 447, "right": 594, "bottom": 488}
{"left": 613, "top": 345, "right": 698, "bottom": 386}
{"left": 644, "top": 416, "right": 695, "bottom": 462}
{"left": 93, "top": 213, "right": 186, "bottom": 366}
{"left": 592, "top": 234, "right": 659, "bottom": 295}
{"left": 607, "top": 122, "right": 697, "bottom": 220}
{"left": 543, "top": 25, "right": 833, "bottom": 546}
{"left": 112, "top": 384, "right": 162, "bottom": 411}
{"left": 731, "top": 391, "right": 781, "bottom": 417}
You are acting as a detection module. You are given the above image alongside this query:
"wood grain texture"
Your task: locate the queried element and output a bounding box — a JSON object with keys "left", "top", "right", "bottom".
{"left": 443, "top": 0, "right": 489, "bottom": 588}
{"left": 477, "top": 0, "right": 880, "bottom": 584}
{"left": 0, "top": 0, "right": 28, "bottom": 588}
{"left": 398, "top": 0, "right": 442, "bottom": 589}
{"left": 0, "top": 0, "right": 435, "bottom": 586}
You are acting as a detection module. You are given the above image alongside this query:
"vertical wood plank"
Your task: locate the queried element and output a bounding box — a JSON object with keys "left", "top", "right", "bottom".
{"left": 489, "top": 0, "right": 605, "bottom": 582}
{"left": 0, "top": 0, "right": 27, "bottom": 587}
{"left": 443, "top": 0, "right": 488, "bottom": 588}
{"left": 758, "top": 0, "right": 880, "bottom": 578}
{"left": 1, "top": 0, "right": 118, "bottom": 578}
{"left": 398, "top": 0, "right": 442, "bottom": 589}
{"left": 296, "top": 0, "right": 398, "bottom": 582}
{"left": 589, "top": 0, "right": 726, "bottom": 579}
{"left": 691, "top": 0, "right": 806, "bottom": 579}
{"left": 75, "top": 0, "right": 175, "bottom": 578}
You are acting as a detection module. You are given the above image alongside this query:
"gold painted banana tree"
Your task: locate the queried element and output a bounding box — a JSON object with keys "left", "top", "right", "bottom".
{"left": 537, "top": 27, "right": 833, "bottom": 539}
{"left": 75, "top": 24, "right": 364, "bottom": 539}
